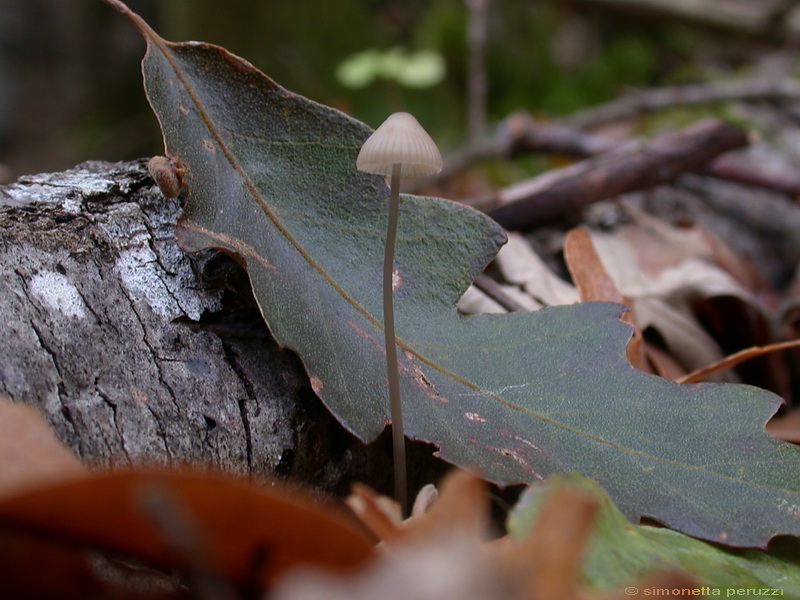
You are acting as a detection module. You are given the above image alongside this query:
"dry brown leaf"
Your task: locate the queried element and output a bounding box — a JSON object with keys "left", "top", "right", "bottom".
{"left": 0, "top": 531, "right": 125, "bottom": 600}
{"left": 345, "top": 482, "right": 442, "bottom": 543}
{"left": 391, "top": 470, "right": 489, "bottom": 547}
{"left": 767, "top": 408, "right": 800, "bottom": 443}
{"left": 564, "top": 227, "right": 649, "bottom": 372}
{"left": 327, "top": 471, "right": 694, "bottom": 600}
{"left": 0, "top": 470, "right": 374, "bottom": 595}
{"left": 699, "top": 226, "right": 767, "bottom": 295}
{"left": 495, "top": 232, "right": 579, "bottom": 307}
{"left": 273, "top": 528, "right": 505, "bottom": 600}
{"left": 588, "top": 205, "right": 769, "bottom": 381}
{"left": 510, "top": 486, "right": 599, "bottom": 600}
{"left": 0, "top": 398, "right": 181, "bottom": 599}
{"left": 458, "top": 285, "right": 508, "bottom": 314}
{"left": 565, "top": 227, "right": 626, "bottom": 305}
{"left": 633, "top": 296, "right": 734, "bottom": 381}
{"left": 597, "top": 204, "right": 714, "bottom": 280}
{"left": 346, "top": 482, "right": 403, "bottom": 541}
{"left": 0, "top": 396, "right": 86, "bottom": 499}
{"left": 283, "top": 471, "right": 502, "bottom": 600}
{"left": 643, "top": 344, "right": 689, "bottom": 380}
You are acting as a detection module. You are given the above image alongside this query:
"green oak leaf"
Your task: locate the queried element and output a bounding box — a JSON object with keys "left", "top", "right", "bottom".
{"left": 106, "top": 0, "right": 800, "bottom": 548}
{"left": 508, "top": 473, "right": 800, "bottom": 597}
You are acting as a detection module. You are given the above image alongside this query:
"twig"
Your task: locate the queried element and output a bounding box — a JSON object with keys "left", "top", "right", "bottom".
{"left": 559, "top": 0, "right": 800, "bottom": 43}
{"left": 678, "top": 339, "right": 800, "bottom": 384}
{"left": 484, "top": 118, "right": 748, "bottom": 230}
{"left": 507, "top": 114, "right": 800, "bottom": 197}
{"left": 473, "top": 273, "right": 527, "bottom": 312}
{"left": 414, "top": 101, "right": 800, "bottom": 199}
{"left": 563, "top": 77, "right": 800, "bottom": 129}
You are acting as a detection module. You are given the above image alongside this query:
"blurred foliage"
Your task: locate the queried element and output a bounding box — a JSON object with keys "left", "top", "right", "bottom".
{"left": 1, "top": 0, "right": 713, "bottom": 178}
{"left": 336, "top": 48, "right": 446, "bottom": 90}
{"left": 156, "top": 0, "right": 699, "bottom": 147}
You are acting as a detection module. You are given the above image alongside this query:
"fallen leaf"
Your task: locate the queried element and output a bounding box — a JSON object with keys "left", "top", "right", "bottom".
{"left": 564, "top": 227, "right": 648, "bottom": 371}
{"left": 104, "top": 0, "right": 800, "bottom": 547}
{"left": 0, "top": 531, "right": 126, "bottom": 600}
{"left": 0, "top": 470, "right": 374, "bottom": 594}
{"left": 279, "top": 471, "right": 501, "bottom": 600}
{"left": 589, "top": 205, "right": 771, "bottom": 381}
{"left": 0, "top": 396, "right": 85, "bottom": 499}
{"left": 510, "top": 484, "right": 599, "bottom": 600}
{"left": 495, "top": 232, "right": 580, "bottom": 306}
{"left": 279, "top": 471, "right": 697, "bottom": 600}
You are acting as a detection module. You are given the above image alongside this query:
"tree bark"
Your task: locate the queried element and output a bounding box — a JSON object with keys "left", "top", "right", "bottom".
{"left": 0, "top": 160, "right": 406, "bottom": 496}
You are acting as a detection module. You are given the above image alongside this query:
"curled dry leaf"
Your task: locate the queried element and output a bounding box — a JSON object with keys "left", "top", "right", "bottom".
{"left": 286, "top": 471, "right": 500, "bottom": 600}
{"left": 0, "top": 398, "right": 135, "bottom": 599}
{"left": 347, "top": 470, "right": 487, "bottom": 546}
{"left": 346, "top": 482, "right": 404, "bottom": 542}
{"left": 509, "top": 484, "right": 600, "bottom": 600}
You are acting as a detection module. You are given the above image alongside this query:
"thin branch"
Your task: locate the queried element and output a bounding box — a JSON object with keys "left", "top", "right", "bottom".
{"left": 473, "top": 273, "right": 528, "bottom": 312}
{"left": 678, "top": 339, "right": 800, "bottom": 384}
{"left": 484, "top": 118, "right": 748, "bottom": 230}
{"left": 508, "top": 114, "right": 800, "bottom": 197}
{"left": 414, "top": 104, "right": 800, "bottom": 199}
{"left": 560, "top": 0, "right": 800, "bottom": 42}
{"left": 563, "top": 77, "right": 800, "bottom": 129}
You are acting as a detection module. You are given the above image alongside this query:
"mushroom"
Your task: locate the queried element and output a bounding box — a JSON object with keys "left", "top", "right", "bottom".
{"left": 357, "top": 112, "right": 442, "bottom": 511}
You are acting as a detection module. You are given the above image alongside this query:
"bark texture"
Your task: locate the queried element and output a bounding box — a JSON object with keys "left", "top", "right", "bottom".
{"left": 0, "top": 159, "right": 403, "bottom": 496}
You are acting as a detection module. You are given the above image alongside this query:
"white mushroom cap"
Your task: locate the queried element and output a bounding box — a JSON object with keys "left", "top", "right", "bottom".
{"left": 357, "top": 112, "right": 443, "bottom": 178}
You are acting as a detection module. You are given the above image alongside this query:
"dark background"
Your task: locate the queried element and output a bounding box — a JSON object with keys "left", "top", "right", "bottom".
{"left": 0, "top": 0, "right": 788, "bottom": 181}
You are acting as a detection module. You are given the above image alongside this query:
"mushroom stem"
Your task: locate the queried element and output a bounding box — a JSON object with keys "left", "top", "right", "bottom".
{"left": 383, "top": 162, "right": 407, "bottom": 513}
{"left": 357, "top": 112, "right": 441, "bottom": 514}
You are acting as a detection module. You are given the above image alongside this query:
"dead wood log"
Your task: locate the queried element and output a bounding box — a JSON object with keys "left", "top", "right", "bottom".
{"left": 0, "top": 160, "right": 411, "bottom": 497}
